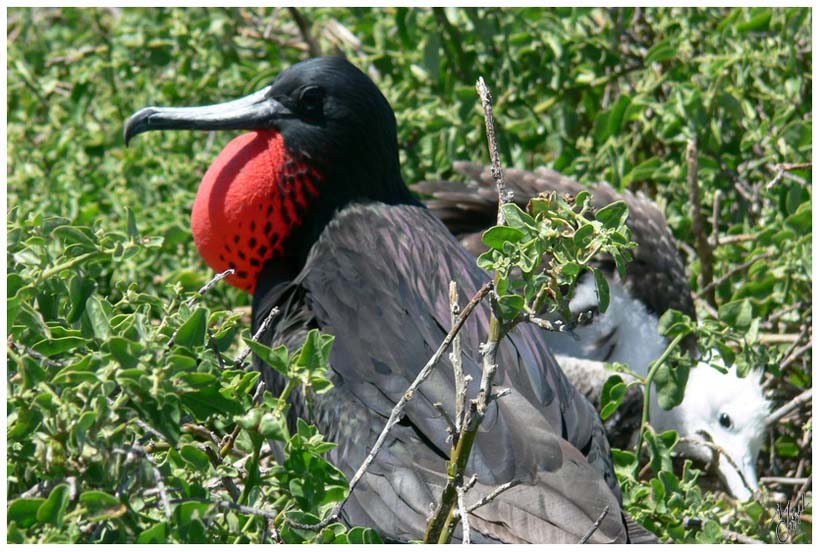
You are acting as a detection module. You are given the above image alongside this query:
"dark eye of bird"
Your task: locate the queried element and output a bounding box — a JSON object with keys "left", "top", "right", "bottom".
{"left": 719, "top": 412, "right": 732, "bottom": 429}
{"left": 299, "top": 86, "right": 324, "bottom": 111}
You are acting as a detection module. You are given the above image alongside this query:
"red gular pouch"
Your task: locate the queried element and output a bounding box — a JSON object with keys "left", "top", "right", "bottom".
{"left": 191, "top": 130, "right": 320, "bottom": 294}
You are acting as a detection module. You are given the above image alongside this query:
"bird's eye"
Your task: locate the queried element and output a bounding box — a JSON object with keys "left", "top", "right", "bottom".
{"left": 576, "top": 307, "right": 598, "bottom": 327}
{"left": 299, "top": 86, "right": 324, "bottom": 111}
{"left": 719, "top": 412, "right": 733, "bottom": 429}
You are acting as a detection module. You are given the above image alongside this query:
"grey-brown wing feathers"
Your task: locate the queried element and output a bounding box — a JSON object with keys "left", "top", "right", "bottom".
{"left": 253, "top": 202, "right": 634, "bottom": 542}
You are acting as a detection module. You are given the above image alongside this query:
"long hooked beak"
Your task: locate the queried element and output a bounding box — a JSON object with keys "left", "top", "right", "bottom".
{"left": 124, "top": 85, "right": 289, "bottom": 146}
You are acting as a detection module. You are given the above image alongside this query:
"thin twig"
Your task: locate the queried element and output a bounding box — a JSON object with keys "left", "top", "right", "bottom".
{"left": 711, "top": 190, "right": 721, "bottom": 249}
{"left": 289, "top": 283, "right": 493, "bottom": 532}
{"left": 779, "top": 340, "right": 812, "bottom": 372}
{"left": 721, "top": 529, "right": 764, "bottom": 544}
{"left": 8, "top": 338, "right": 67, "bottom": 367}
{"left": 759, "top": 476, "right": 810, "bottom": 486}
{"left": 579, "top": 505, "right": 610, "bottom": 544}
{"left": 717, "top": 233, "right": 757, "bottom": 246}
{"left": 476, "top": 76, "right": 510, "bottom": 224}
{"left": 457, "top": 484, "right": 471, "bottom": 544}
{"left": 287, "top": 7, "right": 321, "bottom": 58}
{"left": 186, "top": 268, "right": 235, "bottom": 308}
{"left": 175, "top": 496, "right": 278, "bottom": 520}
{"left": 234, "top": 307, "right": 280, "bottom": 368}
{"left": 765, "top": 389, "right": 812, "bottom": 426}
{"left": 695, "top": 252, "right": 773, "bottom": 299}
{"left": 687, "top": 139, "right": 715, "bottom": 307}
{"left": 465, "top": 479, "right": 521, "bottom": 514}
{"left": 449, "top": 281, "right": 466, "bottom": 433}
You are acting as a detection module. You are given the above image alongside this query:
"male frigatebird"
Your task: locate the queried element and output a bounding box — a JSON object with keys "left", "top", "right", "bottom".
{"left": 414, "top": 162, "right": 771, "bottom": 500}
{"left": 125, "top": 57, "right": 655, "bottom": 542}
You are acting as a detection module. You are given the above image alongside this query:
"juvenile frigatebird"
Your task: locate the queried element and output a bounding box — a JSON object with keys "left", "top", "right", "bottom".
{"left": 414, "top": 162, "right": 771, "bottom": 500}
{"left": 125, "top": 57, "right": 654, "bottom": 542}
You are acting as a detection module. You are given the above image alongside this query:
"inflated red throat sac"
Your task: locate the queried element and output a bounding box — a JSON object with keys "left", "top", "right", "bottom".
{"left": 191, "top": 130, "right": 321, "bottom": 294}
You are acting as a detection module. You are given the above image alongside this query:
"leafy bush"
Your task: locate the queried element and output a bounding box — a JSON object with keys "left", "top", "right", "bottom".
{"left": 8, "top": 6, "right": 811, "bottom": 543}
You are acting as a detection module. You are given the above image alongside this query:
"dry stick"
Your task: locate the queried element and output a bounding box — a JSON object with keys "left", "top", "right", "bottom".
{"left": 695, "top": 252, "right": 773, "bottom": 299}
{"left": 779, "top": 340, "right": 813, "bottom": 372}
{"left": 760, "top": 476, "right": 810, "bottom": 486}
{"left": 233, "top": 306, "right": 281, "bottom": 368}
{"left": 766, "top": 162, "right": 812, "bottom": 190}
{"left": 717, "top": 233, "right": 757, "bottom": 246}
{"left": 765, "top": 389, "right": 812, "bottom": 427}
{"left": 289, "top": 283, "right": 493, "bottom": 532}
{"left": 578, "top": 505, "right": 610, "bottom": 544}
{"left": 722, "top": 529, "right": 764, "bottom": 545}
{"left": 450, "top": 281, "right": 466, "bottom": 433}
{"left": 457, "top": 484, "right": 471, "bottom": 544}
{"left": 711, "top": 190, "right": 722, "bottom": 249}
{"left": 287, "top": 7, "right": 321, "bottom": 58}
{"left": 424, "top": 77, "right": 509, "bottom": 545}
{"left": 186, "top": 268, "right": 235, "bottom": 308}
{"left": 687, "top": 139, "right": 715, "bottom": 308}
{"left": 463, "top": 479, "right": 521, "bottom": 515}
{"left": 477, "top": 76, "right": 510, "bottom": 224}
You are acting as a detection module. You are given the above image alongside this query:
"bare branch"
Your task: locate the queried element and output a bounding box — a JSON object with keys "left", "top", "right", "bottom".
{"left": 476, "top": 76, "right": 510, "bottom": 224}
{"left": 186, "top": 268, "right": 235, "bottom": 308}
{"left": 449, "top": 281, "right": 466, "bottom": 432}
{"left": 465, "top": 479, "right": 521, "bottom": 514}
{"left": 579, "top": 505, "right": 610, "bottom": 544}
{"left": 779, "top": 339, "right": 812, "bottom": 372}
{"left": 722, "top": 529, "right": 764, "bottom": 544}
{"left": 287, "top": 7, "right": 321, "bottom": 58}
{"left": 759, "top": 476, "right": 810, "bottom": 486}
{"left": 687, "top": 139, "right": 715, "bottom": 306}
{"left": 457, "top": 484, "right": 471, "bottom": 544}
{"left": 765, "top": 389, "right": 812, "bottom": 426}
{"left": 695, "top": 252, "right": 773, "bottom": 299}
{"left": 234, "top": 306, "right": 280, "bottom": 368}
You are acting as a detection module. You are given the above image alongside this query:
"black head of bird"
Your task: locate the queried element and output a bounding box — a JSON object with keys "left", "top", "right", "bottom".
{"left": 125, "top": 57, "right": 412, "bottom": 293}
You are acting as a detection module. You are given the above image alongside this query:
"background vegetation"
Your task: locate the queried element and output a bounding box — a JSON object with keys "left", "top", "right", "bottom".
{"left": 7, "top": 7, "right": 811, "bottom": 543}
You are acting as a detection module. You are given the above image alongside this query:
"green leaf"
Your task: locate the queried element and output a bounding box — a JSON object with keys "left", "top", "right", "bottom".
{"left": 347, "top": 527, "right": 384, "bottom": 544}
{"left": 175, "top": 307, "right": 207, "bottom": 348}
{"left": 653, "top": 359, "right": 690, "bottom": 411}
{"left": 80, "top": 491, "right": 126, "bottom": 520}
{"left": 295, "top": 329, "right": 334, "bottom": 376}
{"left": 244, "top": 339, "right": 289, "bottom": 377}
{"left": 137, "top": 522, "right": 168, "bottom": 544}
{"left": 592, "top": 269, "right": 610, "bottom": 313}
{"left": 595, "top": 201, "right": 629, "bottom": 230}
{"left": 657, "top": 309, "right": 694, "bottom": 339}
{"left": 85, "top": 295, "right": 112, "bottom": 341}
{"left": 36, "top": 484, "right": 71, "bottom": 527}
{"left": 8, "top": 498, "right": 46, "bottom": 529}
{"left": 718, "top": 299, "right": 753, "bottom": 331}
{"left": 600, "top": 375, "right": 626, "bottom": 420}
{"left": 259, "top": 411, "right": 288, "bottom": 441}
{"left": 482, "top": 225, "right": 526, "bottom": 250}
{"left": 645, "top": 39, "right": 677, "bottom": 63}
{"left": 501, "top": 202, "right": 537, "bottom": 232}
{"left": 496, "top": 294, "right": 525, "bottom": 320}
{"left": 180, "top": 445, "right": 211, "bottom": 472}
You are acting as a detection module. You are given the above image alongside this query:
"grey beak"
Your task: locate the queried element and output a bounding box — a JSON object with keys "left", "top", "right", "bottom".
{"left": 124, "top": 85, "right": 287, "bottom": 145}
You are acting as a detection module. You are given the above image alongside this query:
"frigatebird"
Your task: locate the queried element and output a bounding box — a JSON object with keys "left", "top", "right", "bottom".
{"left": 125, "top": 57, "right": 654, "bottom": 542}
{"left": 413, "top": 162, "right": 771, "bottom": 500}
